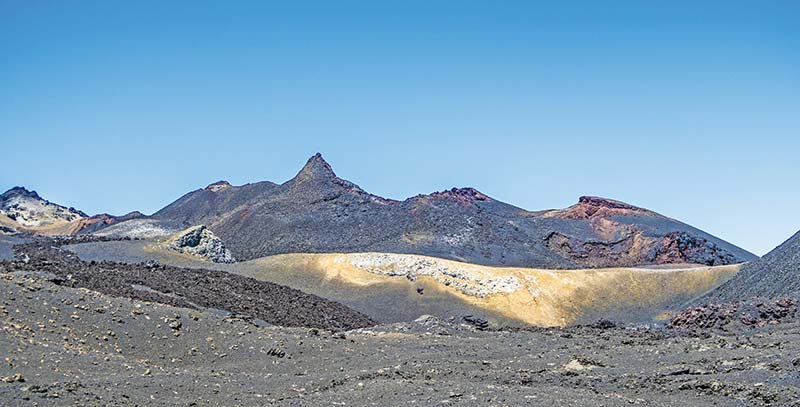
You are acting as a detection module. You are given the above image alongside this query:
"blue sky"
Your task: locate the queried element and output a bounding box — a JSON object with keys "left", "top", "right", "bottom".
{"left": 1, "top": 1, "right": 798, "bottom": 255}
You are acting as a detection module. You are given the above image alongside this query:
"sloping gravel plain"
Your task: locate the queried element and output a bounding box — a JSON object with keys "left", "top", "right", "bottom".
{"left": 2, "top": 274, "right": 800, "bottom": 405}
{"left": 1, "top": 238, "right": 799, "bottom": 406}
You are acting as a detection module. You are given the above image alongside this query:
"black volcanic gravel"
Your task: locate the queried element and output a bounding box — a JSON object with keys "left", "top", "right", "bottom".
{"left": 2, "top": 239, "right": 375, "bottom": 331}
{"left": 701, "top": 230, "right": 800, "bottom": 303}
{"left": 2, "top": 271, "right": 800, "bottom": 406}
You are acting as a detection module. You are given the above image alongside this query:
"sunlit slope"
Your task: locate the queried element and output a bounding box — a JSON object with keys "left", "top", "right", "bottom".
{"left": 236, "top": 252, "right": 741, "bottom": 327}
{"left": 65, "top": 240, "right": 742, "bottom": 327}
{"left": 0, "top": 211, "right": 79, "bottom": 235}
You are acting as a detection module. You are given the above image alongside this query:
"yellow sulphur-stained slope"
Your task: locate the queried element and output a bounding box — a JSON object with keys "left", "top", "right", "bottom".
{"left": 239, "top": 252, "right": 741, "bottom": 327}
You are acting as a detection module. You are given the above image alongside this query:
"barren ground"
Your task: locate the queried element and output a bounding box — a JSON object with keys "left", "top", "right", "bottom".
{"left": 1, "top": 237, "right": 798, "bottom": 406}
{"left": 2, "top": 272, "right": 799, "bottom": 406}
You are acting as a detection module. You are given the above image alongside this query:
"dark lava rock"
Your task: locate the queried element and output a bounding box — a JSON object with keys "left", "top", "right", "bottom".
{"left": 2, "top": 238, "right": 375, "bottom": 331}
{"left": 648, "top": 232, "right": 737, "bottom": 266}
{"left": 670, "top": 298, "right": 797, "bottom": 331}
{"left": 462, "top": 315, "right": 490, "bottom": 330}
{"left": 589, "top": 319, "right": 617, "bottom": 329}
{"left": 701, "top": 230, "right": 800, "bottom": 302}
{"left": 143, "top": 153, "right": 755, "bottom": 269}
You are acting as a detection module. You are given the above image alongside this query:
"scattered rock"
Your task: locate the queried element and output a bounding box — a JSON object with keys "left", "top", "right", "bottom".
{"left": 670, "top": 299, "right": 797, "bottom": 330}
{"left": 5, "top": 238, "right": 376, "bottom": 331}
{"left": 563, "top": 357, "right": 605, "bottom": 373}
{"left": 461, "top": 315, "right": 489, "bottom": 330}
{"left": 1, "top": 373, "right": 24, "bottom": 383}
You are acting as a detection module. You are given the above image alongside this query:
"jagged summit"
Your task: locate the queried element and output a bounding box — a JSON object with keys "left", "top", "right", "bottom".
{"left": 2, "top": 186, "right": 42, "bottom": 200}
{"left": 283, "top": 153, "right": 394, "bottom": 204}
{"left": 0, "top": 185, "right": 87, "bottom": 229}
{"left": 0, "top": 186, "right": 149, "bottom": 235}
{"left": 289, "top": 153, "right": 340, "bottom": 184}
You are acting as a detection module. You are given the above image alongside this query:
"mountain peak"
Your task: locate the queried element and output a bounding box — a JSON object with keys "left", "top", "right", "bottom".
{"left": 0, "top": 185, "right": 87, "bottom": 228}
{"left": 291, "top": 153, "right": 338, "bottom": 184}
{"left": 1, "top": 186, "right": 41, "bottom": 201}
{"left": 303, "top": 153, "right": 335, "bottom": 175}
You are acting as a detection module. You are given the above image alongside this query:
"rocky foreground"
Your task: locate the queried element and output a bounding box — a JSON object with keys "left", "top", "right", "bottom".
{"left": 3, "top": 239, "right": 374, "bottom": 332}
{"left": 0, "top": 239, "right": 798, "bottom": 406}
{"left": 1, "top": 271, "right": 799, "bottom": 406}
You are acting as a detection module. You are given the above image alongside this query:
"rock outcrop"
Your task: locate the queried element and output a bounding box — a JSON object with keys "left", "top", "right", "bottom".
{"left": 648, "top": 231, "right": 737, "bottom": 266}
{"left": 411, "top": 187, "right": 491, "bottom": 205}
{"left": 345, "top": 252, "right": 521, "bottom": 298}
{"left": 163, "top": 225, "right": 235, "bottom": 263}
{"left": 205, "top": 181, "right": 232, "bottom": 192}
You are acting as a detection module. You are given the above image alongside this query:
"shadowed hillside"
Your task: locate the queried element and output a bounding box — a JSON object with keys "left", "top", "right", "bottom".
{"left": 699, "top": 230, "right": 800, "bottom": 303}
{"left": 146, "top": 154, "right": 755, "bottom": 269}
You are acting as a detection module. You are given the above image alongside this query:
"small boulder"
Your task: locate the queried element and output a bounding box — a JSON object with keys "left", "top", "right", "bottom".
{"left": 163, "top": 225, "right": 235, "bottom": 263}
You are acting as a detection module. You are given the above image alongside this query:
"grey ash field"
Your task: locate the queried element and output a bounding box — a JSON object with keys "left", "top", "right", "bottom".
{"left": 2, "top": 154, "right": 800, "bottom": 406}
{"left": 1, "top": 268, "right": 799, "bottom": 407}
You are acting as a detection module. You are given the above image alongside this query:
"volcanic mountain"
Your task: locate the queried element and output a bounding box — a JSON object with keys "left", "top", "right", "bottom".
{"left": 700, "top": 230, "right": 800, "bottom": 302}
{"left": 0, "top": 187, "right": 86, "bottom": 231}
{"left": 0, "top": 186, "right": 142, "bottom": 235}
{"left": 140, "top": 154, "right": 755, "bottom": 269}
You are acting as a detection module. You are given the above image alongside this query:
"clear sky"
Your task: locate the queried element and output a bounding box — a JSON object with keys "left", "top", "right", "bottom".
{"left": 1, "top": 1, "right": 798, "bottom": 255}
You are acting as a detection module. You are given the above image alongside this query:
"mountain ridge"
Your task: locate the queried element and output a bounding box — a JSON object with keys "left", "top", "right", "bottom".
{"left": 2, "top": 153, "right": 758, "bottom": 269}
{"left": 148, "top": 153, "right": 755, "bottom": 269}
{"left": 0, "top": 186, "right": 143, "bottom": 235}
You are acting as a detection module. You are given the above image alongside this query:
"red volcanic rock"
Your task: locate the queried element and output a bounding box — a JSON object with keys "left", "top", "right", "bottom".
{"left": 118, "top": 211, "right": 144, "bottom": 221}
{"left": 669, "top": 303, "right": 739, "bottom": 329}
{"left": 70, "top": 211, "right": 146, "bottom": 235}
{"left": 75, "top": 213, "right": 114, "bottom": 226}
{"left": 578, "top": 196, "right": 641, "bottom": 211}
{"left": 541, "top": 198, "right": 747, "bottom": 266}
{"left": 545, "top": 196, "right": 655, "bottom": 220}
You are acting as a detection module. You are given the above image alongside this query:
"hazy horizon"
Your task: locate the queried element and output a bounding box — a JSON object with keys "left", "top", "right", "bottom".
{"left": 2, "top": 1, "right": 798, "bottom": 255}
